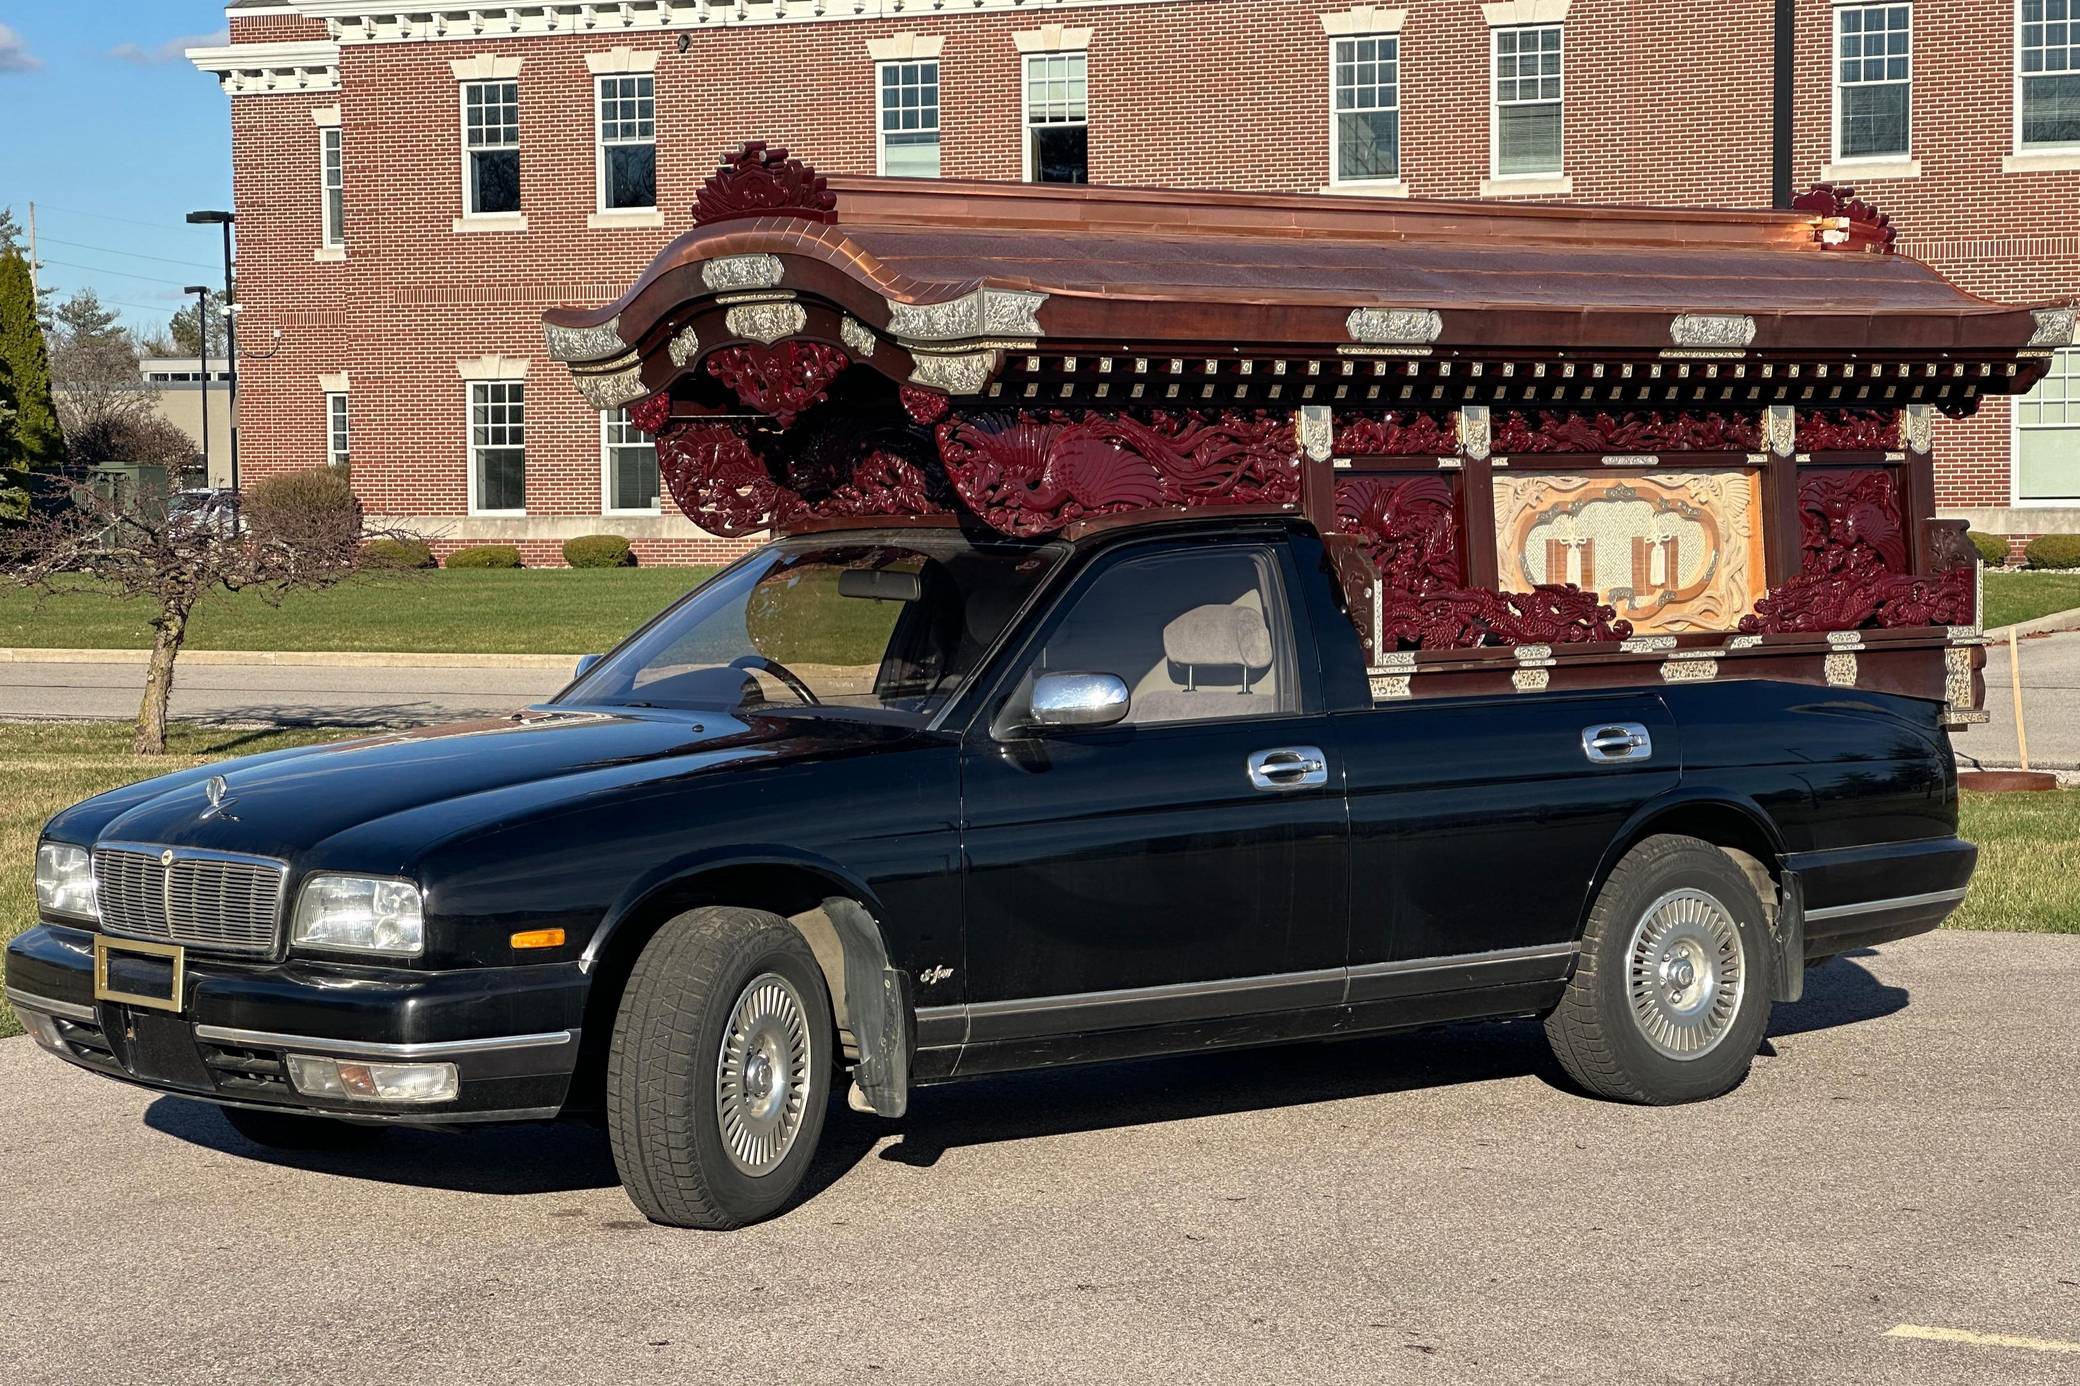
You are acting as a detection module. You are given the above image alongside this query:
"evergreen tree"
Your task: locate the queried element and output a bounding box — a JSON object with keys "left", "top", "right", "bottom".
{"left": 169, "top": 289, "right": 230, "bottom": 360}
{"left": 54, "top": 287, "right": 127, "bottom": 352}
{"left": 0, "top": 206, "right": 21, "bottom": 257}
{"left": 0, "top": 350, "right": 22, "bottom": 522}
{"left": 0, "top": 248, "right": 62, "bottom": 509}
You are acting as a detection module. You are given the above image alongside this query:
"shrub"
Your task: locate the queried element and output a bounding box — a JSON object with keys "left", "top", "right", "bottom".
{"left": 563, "top": 533, "right": 635, "bottom": 568}
{"left": 445, "top": 543, "right": 522, "bottom": 569}
{"left": 242, "top": 467, "right": 361, "bottom": 564}
{"left": 1968, "top": 531, "right": 2010, "bottom": 566}
{"left": 359, "top": 537, "right": 436, "bottom": 570}
{"left": 2024, "top": 534, "right": 2080, "bottom": 570}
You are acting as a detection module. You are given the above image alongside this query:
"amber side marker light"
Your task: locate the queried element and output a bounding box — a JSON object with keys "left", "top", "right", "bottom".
{"left": 511, "top": 928, "right": 566, "bottom": 950}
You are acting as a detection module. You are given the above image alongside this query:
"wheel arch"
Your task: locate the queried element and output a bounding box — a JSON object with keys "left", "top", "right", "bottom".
{"left": 573, "top": 851, "right": 913, "bottom": 1119}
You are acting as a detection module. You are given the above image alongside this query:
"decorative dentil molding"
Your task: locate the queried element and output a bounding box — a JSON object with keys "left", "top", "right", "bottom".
{"left": 188, "top": 41, "right": 341, "bottom": 95}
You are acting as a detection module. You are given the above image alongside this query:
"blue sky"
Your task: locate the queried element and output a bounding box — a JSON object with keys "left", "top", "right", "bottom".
{"left": 0, "top": 2, "right": 237, "bottom": 338}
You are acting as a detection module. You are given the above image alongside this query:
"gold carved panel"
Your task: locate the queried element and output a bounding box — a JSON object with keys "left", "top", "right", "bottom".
{"left": 1493, "top": 471, "right": 1767, "bottom": 635}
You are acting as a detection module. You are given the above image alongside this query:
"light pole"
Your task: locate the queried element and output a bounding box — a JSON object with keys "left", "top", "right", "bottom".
{"left": 186, "top": 210, "right": 237, "bottom": 494}
{"left": 184, "top": 285, "right": 213, "bottom": 487}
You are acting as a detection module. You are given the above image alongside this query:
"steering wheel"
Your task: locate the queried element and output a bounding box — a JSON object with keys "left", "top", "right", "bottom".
{"left": 729, "top": 653, "right": 821, "bottom": 706}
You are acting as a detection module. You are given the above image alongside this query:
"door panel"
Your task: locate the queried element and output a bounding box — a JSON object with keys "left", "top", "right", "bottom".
{"left": 1341, "top": 691, "right": 1679, "bottom": 967}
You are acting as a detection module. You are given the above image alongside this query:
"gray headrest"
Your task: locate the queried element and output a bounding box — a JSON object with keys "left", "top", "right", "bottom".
{"left": 1163, "top": 604, "right": 1272, "bottom": 669}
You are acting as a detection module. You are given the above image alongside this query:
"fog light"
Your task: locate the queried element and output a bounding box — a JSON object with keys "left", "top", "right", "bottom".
{"left": 285, "top": 1054, "right": 459, "bottom": 1104}
{"left": 20, "top": 1009, "right": 68, "bottom": 1057}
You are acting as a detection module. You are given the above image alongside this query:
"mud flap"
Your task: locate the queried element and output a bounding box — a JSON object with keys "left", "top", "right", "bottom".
{"left": 1772, "top": 867, "right": 1806, "bottom": 1004}
{"left": 823, "top": 897, "right": 914, "bottom": 1118}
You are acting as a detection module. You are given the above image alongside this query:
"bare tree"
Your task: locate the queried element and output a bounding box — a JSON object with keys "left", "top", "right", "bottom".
{"left": 3, "top": 470, "right": 370, "bottom": 754}
{"left": 48, "top": 288, "right": 163, "bottom": 463}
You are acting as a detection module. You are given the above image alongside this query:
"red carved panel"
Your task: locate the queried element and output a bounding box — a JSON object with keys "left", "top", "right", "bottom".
{"left": 1789, "top": 183, "right": 1897, "bottom": 250}
{"left": 704, "top": 342, "right": 850, "bottom": 428}
{"left": 1335, "top": 411, "right": 1457, "bottom": 458}
{"left": 1492, "top": 410, "right": 1762, "bottom": 455}
{"left": 1795, "top": 467, "right": 1908, "bottom": 573}
{"left": 1796, "top": 409, "right": 1900, "bottom": 452}
{"left": 821, "top": 451, "right": 948, "bottom": 519}
{"left": 627, "top": 392, "right": 672, "bottom": 436}
{"left": 1334, "top": 474, "right": 1463, "bottom": 594}
{"left": 1741, "top": 464, "right": 1966, "bottom": 631}
{"left": 899, "top": 385, "right": 950, "bottom": 425}
{"left": 935, "top": 409, "right": 1300, "bottom": 538}
{"left": 692, "top": 141, "right": 837, "bottom": 227}
{"left": 656, "top": 422, "right": 803, "bottom": 538}
{"left": 1380, "top": 585, "right": 1632, "bottom": 650}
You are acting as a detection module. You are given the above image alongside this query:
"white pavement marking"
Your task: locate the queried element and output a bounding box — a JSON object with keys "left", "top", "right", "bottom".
{"left": 1885, "top": 1324, "right": 2080, "bottom": 1356}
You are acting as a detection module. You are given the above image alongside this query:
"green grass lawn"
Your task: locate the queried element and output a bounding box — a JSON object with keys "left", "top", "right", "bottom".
{"left": 1, "top": 719, "right": 2072, "bottom": 1039}
{"left": 1983, "top": 570, "right": 2080, "bottom": 632}
{"left": 0, "top": 569, "right": 719, "bottom": 656}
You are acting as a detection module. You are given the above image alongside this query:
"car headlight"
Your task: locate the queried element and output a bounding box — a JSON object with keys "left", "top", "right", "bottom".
{"left": 35, "top": 842, "right": 98, "bottom": 921}
{"left": 291, "top": 875, "right": 424, "bottom": 957}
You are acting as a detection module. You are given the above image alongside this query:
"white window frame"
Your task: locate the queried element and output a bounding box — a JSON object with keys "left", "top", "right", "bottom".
{"left": 1328, "top": 33, "right": 1402, "bottom": 189}
{"left": 466, "top": 379, "right": 527, "bottom": 517}
{"left": 1021, "top": 50, "right": 1089, "bottom": 183}
{"left": 594, "top": 72, "right": 657, "bottom": 214}
{"left": 459, "top": 77, "right": 522, "bottom": 225}
{"left": 876, "top": 58, "right": 943, "bottom": 177}
{"left": 1830, "top": 2, "right": 1914, "bottom": 166}
{"left": 600, "top": 407, "right": 661, "bottom": 516}
{"left": 2010, "top": 347, "right": 2080, "bottom": 506}
{"left": 319, "top": 127, "right": 345, "bottom": 250}
{"left": 325, "top": 391, "right": 350, "bottom": 471}
{"left": 2014, "top": 0, "right": 2080, "bottom": 162}
{"left": 1487, "top": 23, "right": 1564, "bottom": 183}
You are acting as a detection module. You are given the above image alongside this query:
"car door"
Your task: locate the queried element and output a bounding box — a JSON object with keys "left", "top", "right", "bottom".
{"left": 957, "top": 533, "right": 1350, "bottom": 1043}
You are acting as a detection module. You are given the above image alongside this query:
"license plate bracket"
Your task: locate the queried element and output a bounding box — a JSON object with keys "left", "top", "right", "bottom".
{"left": 92, "top": 934, "right": 185, "bottom": 1014}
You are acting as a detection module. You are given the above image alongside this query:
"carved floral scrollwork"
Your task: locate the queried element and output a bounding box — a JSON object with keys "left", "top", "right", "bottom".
{"left": 1789, "top": 182, "right": 1897, "bottom": 250}
{"left": 899, "top": 385, "right": 951, "bottom": 425}
{"left": 1796, "top": 408, "right": 1900, "bottom": 452}
{"left": 1492, "top": 410, "right": 1763, "bottom": 455}
{"left": 1379, "top": 585, "right": 1633, "bottom": 651}
{"left": 692, "top": 141, "right": 837, "bottom": 227}
{"left": 655, "top": 422, "right": 798, "bottom": 538}
{"left": 1334, "top": 411, "right": 1458, "bottom": 458}
{"left": 627, "top": 392, "right": 673, "bottom": 435}
{"left": 1740, "top": 466, "right": 1970, "bottom": 632}
{"left": 1334, "top": 475, "right": 1463, "bottom": 594}
{"left": 703, "top": 342, "right": 850, "bottom": 427}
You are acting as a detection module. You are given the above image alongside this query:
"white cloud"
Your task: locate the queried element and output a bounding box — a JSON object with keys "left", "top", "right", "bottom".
{"left": 0, "top": 23, "right": 43, "bottom": 74}
{"left": 109, "top": 29, "right": 229, "bottom": 65}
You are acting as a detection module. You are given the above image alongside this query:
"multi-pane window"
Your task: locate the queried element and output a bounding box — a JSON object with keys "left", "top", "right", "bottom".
{"left": 603, "top": 407, "right": 660, "bottom": 513}
{"left": 2021, "top": 0, "right": 2080, "bottom": 148}
{"left": 469, "top": 381, "right": 526, "bottom": 513}
{"left": 1835, "top": 4, "right": 1912, "bottom": 159}
{"left": 2015, "top": 348, "right": 2080, "bottom": 502}
{"left": 1332, "top": 35, "right": 1400, "bottom": 182}
{"left": 1025, "top": 52, "right": 1088, "bottom": 184}
{"left": 326, "top": 392, "right": 349, "bottom": 471}
{"left": 879, "top": 60, "right": 941, "bottom": 177}
{"left": 1492, "top": 25, "right": 1562, "bottom": 176}
{"left": 463, "top": 80, "right": 521, "bottom": 216}
{"left": 320, "top": 128, "right": 345, "bottom": 249}
{"left": 597, "top": 75, "right": 656, "bottom": 210}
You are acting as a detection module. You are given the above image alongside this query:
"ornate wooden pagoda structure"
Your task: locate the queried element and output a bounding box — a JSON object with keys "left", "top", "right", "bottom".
{"left": 545, "top": 143, "right": 2073, "bottom": 724}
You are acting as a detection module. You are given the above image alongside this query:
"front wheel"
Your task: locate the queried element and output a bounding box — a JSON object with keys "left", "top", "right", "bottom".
{"left": 606, "top": 906, "right": 833, "bottom": 1229}
{"left": 1545, "top": 834, "right": 1773, "bottom": 1105}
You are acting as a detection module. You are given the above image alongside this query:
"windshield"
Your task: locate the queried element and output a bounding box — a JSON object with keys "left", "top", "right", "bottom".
{"left": 557, "top": 532, "right": 1065, "bottom": 723}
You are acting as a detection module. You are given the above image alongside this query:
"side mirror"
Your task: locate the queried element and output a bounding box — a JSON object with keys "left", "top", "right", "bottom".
{"left": 573, "top": 653, "right": 603, "bottom": 681}
{"left": 1029, "top": 672, "right": 1130, "bottom": 730}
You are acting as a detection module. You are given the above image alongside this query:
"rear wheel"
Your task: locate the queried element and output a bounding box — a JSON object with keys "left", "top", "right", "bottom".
{"left": 606, "top": 906, "right": 832, "bottom": 1229}
{"left": 218, "top": 1104, "right": 382, "bottom": 1150}
{"left": 1545, "top": 834, "right": 1773, "bottom": 1105}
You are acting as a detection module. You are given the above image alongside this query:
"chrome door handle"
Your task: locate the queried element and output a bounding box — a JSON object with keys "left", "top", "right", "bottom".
{"left": 1581, "top": 722, "right": 1653, "bottom": 763}
{"left": 1248, "top": 746, "right": 1328, "bottom": 791}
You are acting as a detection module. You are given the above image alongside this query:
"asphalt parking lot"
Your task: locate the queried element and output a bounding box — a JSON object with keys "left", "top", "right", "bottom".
{"left": 1, "top": 929, "right": 2075, "bottom": 1386}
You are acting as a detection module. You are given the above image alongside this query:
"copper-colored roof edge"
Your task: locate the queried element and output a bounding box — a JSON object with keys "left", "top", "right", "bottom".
{"left": 822, "top": 173, "right": 1832, "bottom": 250}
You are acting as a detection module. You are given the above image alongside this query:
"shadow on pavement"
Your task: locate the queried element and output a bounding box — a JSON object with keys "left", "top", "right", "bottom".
{"left": 140, "top": 953, "right": 1908, "bottom": 1196}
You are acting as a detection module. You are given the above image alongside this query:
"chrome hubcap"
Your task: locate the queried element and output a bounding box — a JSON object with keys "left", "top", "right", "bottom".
{"left": 715, "top": 972, "right": 812, "bottom": 1177}
{"left": 1625, "top": 888, "right": 1745, "bottom": 1060}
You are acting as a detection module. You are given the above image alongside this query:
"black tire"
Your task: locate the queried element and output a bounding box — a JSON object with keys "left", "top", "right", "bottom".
{"left": 1545, "top": 834, "right": 1773, "bottom": 1105}
{"left": 606, "top": 906, "right": 833, "bottom": 1229}
{"left": 219, "top": 1104, "right": 382, "bottom": 1150}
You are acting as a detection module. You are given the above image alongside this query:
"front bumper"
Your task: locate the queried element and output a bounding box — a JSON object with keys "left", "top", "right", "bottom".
{"left": 5, "top": 923, "right": 587, "bottom": 1124}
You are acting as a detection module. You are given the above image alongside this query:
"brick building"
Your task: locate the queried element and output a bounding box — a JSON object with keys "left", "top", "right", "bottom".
{"left": 191, "top": 0, "right": 2080, "bottom": 565}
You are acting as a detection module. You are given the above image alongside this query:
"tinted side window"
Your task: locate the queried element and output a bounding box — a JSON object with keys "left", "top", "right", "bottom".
{"left": 1021, "top": 546, "right": 1299, "bottom": 726}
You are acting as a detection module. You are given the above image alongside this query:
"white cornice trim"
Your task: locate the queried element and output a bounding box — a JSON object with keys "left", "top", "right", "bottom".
{"left": 457, "top": 354, "right": 530, "bottom": 381}
{"left": 585, "top": 46, "right": 661, "bottom": 73}
{"left": 1320, "top": 7, "right": 1406, "bottom": 36}
{"left": 450, "top": 53, "right": 524, "bottom": 80}
{"left": 188, "top": 39, "right": 340, "bottom": 95}
{"left": 1480, "top": 0, "right": 1571, "bottom": 25}
{"left": 1013, "top": 24, "right": 1093, "bottom": 52}
{"left": 866, "top": 31, "right": 945, "bottom": 60}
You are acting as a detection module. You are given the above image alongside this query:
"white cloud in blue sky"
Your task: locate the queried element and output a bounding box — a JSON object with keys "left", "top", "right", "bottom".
{"left": 109, "top": 29, "right": 229, "bottom": 65}
{"left": 0, "top": 23, "right": 44, "bottom": 74}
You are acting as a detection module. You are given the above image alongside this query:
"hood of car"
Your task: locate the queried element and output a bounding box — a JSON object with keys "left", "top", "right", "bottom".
{"left": 46, "top": 708, "right": 917, "bottom": 864}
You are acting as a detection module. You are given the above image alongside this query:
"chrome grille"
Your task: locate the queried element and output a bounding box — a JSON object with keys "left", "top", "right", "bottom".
{"left": 92, "top": 843, "right": 288, "bottom": 955}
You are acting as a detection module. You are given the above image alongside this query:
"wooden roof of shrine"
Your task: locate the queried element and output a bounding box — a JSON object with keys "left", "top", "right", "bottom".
{"left": 545, "top": 144, "right": 2071, "bottom": 418}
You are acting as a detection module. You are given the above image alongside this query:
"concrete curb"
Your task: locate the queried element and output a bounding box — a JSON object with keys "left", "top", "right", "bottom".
{"left": 0, "top": 647, "right": 579, "bottom": 671}
{"left": 1984, "top": 606, "right": 2080, "bottom": 642}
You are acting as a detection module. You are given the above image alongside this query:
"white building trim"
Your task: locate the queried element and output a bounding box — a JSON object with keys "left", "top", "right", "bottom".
{"left": 1320, "top": 7, "right": 1406, "bottom": 36}
{"left": 187, "top": 40, "right": 340, "bottom": 95}
{"left": 586, "top": 46, "right": 662, "bottom": 73}
{"left": 1014, "top": 24, "right": 1093, "bottom": 53}
{"left": 317, "top": 371, "right": 351, "bottom": 394}
{"left": 456, "top": 354, "right": 530, "bottom": 381}
{"left": 450, "top": 53, "right": 524, "bottom": 80}
{"left": 1480, "top": 0, "right": 1571, "bottom": 24}
{"left": 310, "top": 104, "right": 342, "bottom": 127}
{"left": 867, "top": 32, "right": 946, "bottom": 60}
